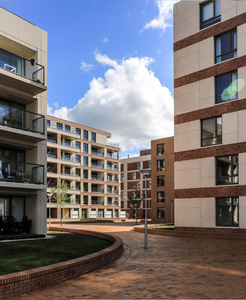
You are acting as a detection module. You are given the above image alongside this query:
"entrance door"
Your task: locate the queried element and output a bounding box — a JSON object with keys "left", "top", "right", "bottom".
{"left": 0, "top": 197, "right": 9, "bottom": 218}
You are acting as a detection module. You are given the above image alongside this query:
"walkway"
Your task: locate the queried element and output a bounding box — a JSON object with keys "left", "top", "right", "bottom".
{"left": 11, "top": 224, "right": 246, "bottom": 299}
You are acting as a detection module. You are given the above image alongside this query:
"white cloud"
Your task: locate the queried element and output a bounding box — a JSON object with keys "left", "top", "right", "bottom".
{"left": 53, "top": 52, "right": 174, "bottom": 152}
{"left": 80, "top": 61, "right": 94, "bottom": 73}
{"left": 102, "top": 38, "right": 108, "bottom": 43}
{"left": 157, "top": 49, "right": 162, "bottom": 54}
{"left": 142, "top": 0, "right": 179, "bottom": 33}
{"left": 54, "top": 102, "right": 60, "bottom": 109}
{"left": 47, "top": 104, "right": 53, "bottom": 115}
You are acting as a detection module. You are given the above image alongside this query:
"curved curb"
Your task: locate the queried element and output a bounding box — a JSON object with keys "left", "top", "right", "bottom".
{"left": 0, "top": 227, "right": 123, "bottom": 299}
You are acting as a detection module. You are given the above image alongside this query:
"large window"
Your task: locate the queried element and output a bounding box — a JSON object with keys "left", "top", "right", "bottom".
{"left": 215, "top": 29, "right": 237, "bottom": 63}
{"left": 137, "top": 162, "right": 141, "bottom": 169}
{"left": 56, "top": 123, "right": 62, "bottom": 130}
{"left": 133, "top": 172, "right": 136, "bottom": 180}
{"left": 157, "top": 160, "right": 165, "bottom": 171}
{"left": 65, "top": 125, "right": 70, "bottom": 132}
{"left": 91, "top": 132, "right": 96, "bottom": 142}
{"left": 83, "top": 156, "right": 88, "bottom": 166}
{"left": 157, "top": 207, "right": 165, "bottom": 219}
{"left": 83, "top": 143, "right": 88, "bottom": 153}
{"left": 75, "top": 128, "right": 81, "bottom": 135}
{"left": 75, "top": 155, "right": 81, "bottom": 162}
{"left": 200, "top": 0, "right": 221, "bottom": 29}
{"left": 216, "top": 197, "right": 239, "bottom": 227}
{"left": 216, "top": 155, "right": 238, "bottom": 185}
{"left": 157, "top": 175, "right": 165, "bottom": 187}
{"left": 201, "top": 116, "right": 222, "bottom": 147}
{"left": 215, "top": 71, "right": 238, "bottom": 104}
{"left": 157, "top": 191, "right": 165, "bottom": 203}
{"left": 157, "top": 144, "right": 164, "bottom": 156}
{"left": 76, "top": 141, "right": 81, "bottom": 149}
{"left": 83, "top": 130, "right": 88, "bottom": 140}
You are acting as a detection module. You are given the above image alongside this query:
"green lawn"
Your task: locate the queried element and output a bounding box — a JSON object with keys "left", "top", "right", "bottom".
{"left": 148, "top": 225, "right": 175, "bottom": 230}
{"left": 0, "top": 231, "right": 112, "bottom": 275}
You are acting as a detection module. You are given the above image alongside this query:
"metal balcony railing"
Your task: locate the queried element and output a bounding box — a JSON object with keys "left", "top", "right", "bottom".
{"left": 0, "top": 160, "right": 44, "bottom": 184}
{"left": 47, "top": 123, "right": 79, "bottom": 134}
{"left": 91, "top": 201, "right": 104, "bottom": 205}
{"left": 91, "top": 150, "right": 104, "bottom": 157}
{"left": 61, "top": 171, "right": 80, "bottom": 177}
{"left": 0, "top": 48, "right": 45, "bottom": 85}
{"left": 107, "top": 190, "right": 118, "bottom": 194}
{"left": 61, "top": 142, "right": 78, "bottom": 148}
{"left": 47, "top": 153, "right": 57, "bottom": 159}
{"left": 91, "top": 188, "right": 104, "bottom": 193}
{"left": 107, "top": 202, "right": 119, "bottom": 206}
{"left": 107, "top": 141, "right": 119, "bottom": 148}
{"left": 61, "top": 156, "right": 79, "bottom": 163}
{"left": 47, "top": 167, "right": 57, "bottom": 173}
{"left": 107, "top": 166, "right": 118, "bottom": 171}
{"left": 107, "top": 153, "right": 118, "bottom": 159}
{"left": 91, "top": 176, "right": 104, "bottom": 181}
{"left": 107, "top": 178, "right": 118, "bottom": 183}
{"left": 0, "top": 105, "right": 45, "bottom": 135}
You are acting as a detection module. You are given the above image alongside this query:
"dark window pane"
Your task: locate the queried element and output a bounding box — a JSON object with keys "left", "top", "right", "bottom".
{"left": 216, "top": 155, "right": 238, "bottom": 185}
{"left": 216, "top": 197, "right": 239, "bottom": 227}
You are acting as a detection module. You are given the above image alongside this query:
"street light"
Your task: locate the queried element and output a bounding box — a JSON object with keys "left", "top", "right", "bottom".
{"left": 140, "top": 168, "right": 152, "bottom": 249}
{"left": 47, "top": 193, "right": 51, "bottom": 228}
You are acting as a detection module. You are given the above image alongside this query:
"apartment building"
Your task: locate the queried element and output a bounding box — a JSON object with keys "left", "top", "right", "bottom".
{"left": 0, "top": 8, "right": 47, "bottom": 235}
{"left": 151, "top": 137, "right": 174, "bottom": 224}
{"left": 174, "top": 0, "right": 246, "bottom": 234}
{"left": 47, "top": 116, "right": 122, "bottom": 219}
{"left": 121, "top": 150, "right": 151, "bottom": 219}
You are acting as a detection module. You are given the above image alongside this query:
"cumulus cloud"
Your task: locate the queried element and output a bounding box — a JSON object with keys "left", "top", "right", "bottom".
{"left": 54, "top": 102, "right": 59, "bottom": 109}
{"left": 80, "top": 61, "right": 94, "bottom": 73}
{"left": 102, "top": 38, "right": 108, "bottom": 43}
{"left": 53, "top": 52, "right": 174, "bottom": 152}
{"left": 142, "top": 0, "right": 179, "bottom": 33}
{"left": 47, "top": 104, "right": 53, "bottom": 115}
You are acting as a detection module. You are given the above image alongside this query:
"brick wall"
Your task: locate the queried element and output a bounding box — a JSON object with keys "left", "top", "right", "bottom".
{"left": 0, "top": 228, "right": 123, "bottom": 299}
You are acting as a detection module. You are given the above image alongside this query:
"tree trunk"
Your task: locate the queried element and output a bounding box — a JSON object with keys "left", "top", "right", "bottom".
{"left": 60, "top": 206, "right": 62, "bottom": 226}
{"left": 135, "top": 207, "right": 137, "bottom": 225}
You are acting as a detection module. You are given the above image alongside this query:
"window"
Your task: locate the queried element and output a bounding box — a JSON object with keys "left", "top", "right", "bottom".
{"left": 157, "top": 144, "right": 164, "bottom": 156}
{"left": 200, "top": 0, "right": 221, "bottom": 29}
{"left": 64, "top": 153, "right": 70, "bottom": 160}
{"left": 215, "top": 71, "right": 238, "bottom": 104}
{"left": 138, "top": 181, "right": 141, "bottom": 188}
{"left": 157, "top": 207, "right": 165, "bottom": 219}
{"left": 157, "top": 175, "right": 165, "bottom": 187}
{"left": 201, "top": 116, "right": 222, "bottom": 147}
{"left": 64, "top": 139, "right": 71, "bottom": 146}
{"left": 149, "top": 161, "right": 151, "bottom": 168}
{"left": 216, "top": 197, "right": 239, "bottom": 227}
{"left": 133, "top": 172, "right": 136, "bottom": 180}
{"left": 65, "top": 166, "right": 70, "bottom": 175}
{"left": 75, "top": 195, "right": 80, "bottom": 204}
{"left": 76, "top": 141, "right": 81, "bottom": 149}
{"left": 56, "top": 123, "right": 62, "bottom": 130}
{"left": 65, "top": 125, "right": 70, "bottom": 132}
{"left": 76, "top": 168, "right": 81, "bottom": 176}
{"left": 98, "top": 209, "right": 104, "bottom": 218}
{"left": 215, "top": 29, "right": 237, "bottom": 63}
{"left": 91, "top": 132, "right": 96, "bottom": 142}
{"left": 157, "top": 160, "right": 165, "bottom": 171}
{"left": 121, "top": 173, "right": 124, "bottom": 181}
{"left": 83, "top": 196, "right": 88, "bottom": 205}
{"left": 64, "top": 180, "right": 70, "bottom": 189}
{"left": 157, "top": 191, "right": 165, "bottom": 203}
{"left": 83, "top": 130, "right": 88, "bottom": 140}
{"left": 83, "top": 182, "right": 88, "bottom": 192}
{"left": 76, "top": 128, "right": 81, "bottom": 135}
{"left": 83, "top": 156, "right": 88, "bottom": 166}
{"left": 47, "top": 120, "right": 50, "bottom": 127}
{"left": 137, "top": 162, "right": 141, "bottom": 169}
{"left": 76, "top": 182, "right": 80, "bottom": 190}
{"left": 83, "top": 169, "right": 88, "bottom": 179}
{"left": 121, "top": 191, "right": 124, "bottom": 199}
{"left": 75, "top": 155, "right": 81, "bottom": 162}
{"left": 216, "top": 155, "right": 238, "bottom": 185}
{"left": 83, "top": 143, "right": 88, "bottom": 153}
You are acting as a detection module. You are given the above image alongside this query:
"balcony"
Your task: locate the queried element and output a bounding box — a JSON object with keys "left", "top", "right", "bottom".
{"left": 107, "top": 190, "right": 118, "bottom": 195}
{"left": 47, "top": 166, "right": 57, "bottom": 173}
{"left": 61, "top": 142, "right": 78, "bottom": 149}
{"left": 0, "top": 160, "right": 44, "bottom": 184}
{"left": 107, "top": 166, "right": 118, "bottom": 171}
{"left": 107, "top": 141, "right": 119, "bottom": 148}
{"left": 47, "top": 153, "right": 57, "bottom": 159}
{"left": 61, "top": 156, "right": 80, "bottom": 163}
{"left": 47, "top": 123, "right": 80, "bottom": 135}
{"left": 107, "top": 178, "right": 118, "bottom": 183}
{"left": 61, "top": 171, "right": 80, "bottom": 177}
{"left": 91, "top": 163, "right": 104, "bottom": 169}
{"left": 0, "top": 48, "right": 46, "bottom": 97}
{"left": 91, "top": 188, "right": 104, "bottom": 193}
{"left": 91, "top": 200, "right": 104, "bottom": 206}
{"left": 91, "top": 176, "right": 104, "bottom": 181}
{"left": 91, "top": 150, "right": 104, "bottom": 157}
{"left": 47, "top": 137, "right": 57, "bottom": 144}
{"left": 107, "top": 153, "right": 118, "bottom": 159}
{"left": 107, "top": 201, "right": 119, "bottom": 206}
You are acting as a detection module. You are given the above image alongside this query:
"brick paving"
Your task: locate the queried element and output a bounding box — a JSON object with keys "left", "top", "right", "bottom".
{"left": 10, "top": 224, "right": 246, "bottom": 299}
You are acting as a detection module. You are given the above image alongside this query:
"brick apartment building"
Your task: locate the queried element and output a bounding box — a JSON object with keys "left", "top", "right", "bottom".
{"left": 47, "top": 116, "right": 123, "bottom": 220}
{"left": 174, "top": 0, "right": 246, "bottom": 234}
{"left": 121, "top": 137, "right": 174, "bottom": 223}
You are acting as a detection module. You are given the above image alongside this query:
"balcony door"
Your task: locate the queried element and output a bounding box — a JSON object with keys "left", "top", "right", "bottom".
{"left": 0, "top": 196, "right": 24, "bottom": 222}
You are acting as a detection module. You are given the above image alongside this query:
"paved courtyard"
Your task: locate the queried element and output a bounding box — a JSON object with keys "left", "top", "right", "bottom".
{"left": 11, "top": 224, "right": 246, "bottom": 299}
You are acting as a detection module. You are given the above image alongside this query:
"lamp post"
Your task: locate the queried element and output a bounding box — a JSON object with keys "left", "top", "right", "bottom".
{"left": 140, "top": 168, "right": 152, "bottom": 249}
{"left": 47, "top": 193, "right": 51, "bottom": 228}
{"left": 170, "top": 200, "right": 174, "bottom": 224}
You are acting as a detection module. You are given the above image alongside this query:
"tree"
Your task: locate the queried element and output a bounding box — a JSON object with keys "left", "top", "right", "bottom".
{"left": 50, "top": 178, "right": 69, "bottom": 226}
{"left": 127, "top": 185, "right": 145, "bottom": 225}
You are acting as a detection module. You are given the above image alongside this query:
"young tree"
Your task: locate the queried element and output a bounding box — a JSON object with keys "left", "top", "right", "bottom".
{"left": 127, "top": 185, "right": 145, "bottom": 225}
{"left": 50, "top": 178, "right": 69, "bottom": 226}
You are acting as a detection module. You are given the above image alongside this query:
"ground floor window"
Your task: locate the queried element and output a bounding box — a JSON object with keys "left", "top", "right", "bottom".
{"left": 216, "top": 197, "right": 239, "bottom": 227}
{"left": 71, "top": 209, "right": 79, "bottom": 219}
{"left": 0, "top": 196, "right": 24, "bottom": 221}
{"left": 98, "top": 209, "right": 104, "bottom": 218}
{"left": 157, "top": 207, "right": 165, "bottom": 219}
{"left": 81, "top": 209, "right": 87, "bottom": 219}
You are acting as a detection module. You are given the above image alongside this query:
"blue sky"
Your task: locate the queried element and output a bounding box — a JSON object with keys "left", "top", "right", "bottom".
{"left": 0, "top": 0, "right": 177, "bottom": 158}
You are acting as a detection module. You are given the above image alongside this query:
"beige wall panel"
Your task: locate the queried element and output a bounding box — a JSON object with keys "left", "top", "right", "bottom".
{"left": 221, "top": 1, "right": 236, "bottom": 22}
{"left": 238, "top": 67, "right": 246, "bottom": 99}
{"left": 175, "top": 207, "right": 201, "bottom": 227}
{"left": 239, "top": 153, "right": 246, "bottom": 185}
{"left": 199, "top": 38, "right": 214, "bottom": 70}
{"left": 239, "top": 196, "right": 246, "bottom": 228}
{"left": 175, "top": 159, "right": 200, "bottom": 171}
{"left": 174, "top": 14, "right": 199, "bottom": 43}
{"left": 201, "top": 157, "right": 215, "bottom": 187}
{"left": 222, "top": 112, "right": 238, "bottom": 145}
{"left": 201, "top": 218, "right": 215, "bottom": 227}
{"left": 237, "top": 2, "right": 246, "bottom": 14}
{"left": 174, "top": 1, "right": 197, "bottom": 24}
{"left": 238, "top": 24, "right": 246, "bottom": 57}
{"left": 96, "top": 133, "right": 107, "bottom": 145}
{"left": 239, "top": 119, "right": 246, "bottom": 143}
{"left": 201, "top": 198, "right": 215, "bottom": 218}
{"left": 175, "top": 169, "right": 201, "bottom": 189}
{"left": 174, "top": 90, "right": 200, "bottom": 115}
{"left": 200, "top": 77, "right": 215, "bottom": 101}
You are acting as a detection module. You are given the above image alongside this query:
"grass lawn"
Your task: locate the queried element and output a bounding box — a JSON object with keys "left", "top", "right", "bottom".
{"left": 148, "top": 225, "right": 175, "bottom": 230}
{"left": 0, "top": 231, "right": 112, "bottom": 276}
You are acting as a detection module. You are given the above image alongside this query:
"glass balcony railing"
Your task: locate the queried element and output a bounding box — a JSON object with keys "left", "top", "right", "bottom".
{"left": 47, "top": 153, "right": 57, "bottom": 159}
{"left": 47, "top": 137, "right": 57, "bottom": 143}
{"left": 61, "top": 156, "right": 79, "bottom": 162}
{"left": 107, "top": 190, "right": 118, "bottom": 194}
{"left": 107, "top": 166, "right": 118, "bottom": 171}
{"left": 107, "top": 202, "right": 119, "bottom": 206}
{"left": 91, "top": 188, "right": 104, "bottom": 193}
{"left": 91, "top": 200, "right": 104, "bottom": 205}
{"left": 61, "top": 142, "right": 78, "bottom": 149}
{"left": 0, "top": 160, "right": 44, "bottom": 184}
{"left": 0, "top": 48, "right": 45, "bottom": 85}
{"left": 107, "top": 153, "right": 118, "bottom": 159}
{"left": 91, "top": 150, "right": 104, "bottom": 157}
{"left": 47, "top": 123, "right": 79, "bottom": 134}
{"left": 47, "top": 167, "right": 57, "bottom": 173}
{"left": 91, "top": 163, "right": 104, "bottom": 169}
{"left": 107, "top": 141, "right": 119, "bottom": 148}
{"left": 61, "top": 171, "right": 80, "bottom": 177}
{"left": 107, "top": 178, "right": 118, "bottom": 183}
{"left": 91, "top": 176, "right": 104, "bottom": 181}
{"left": 0, "top": 105, "right": 45, "bottom": 135}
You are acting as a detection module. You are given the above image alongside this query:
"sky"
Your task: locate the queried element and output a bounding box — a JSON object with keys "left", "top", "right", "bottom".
{"left": 0, "top": 0, "right": 178, "bottom": 158}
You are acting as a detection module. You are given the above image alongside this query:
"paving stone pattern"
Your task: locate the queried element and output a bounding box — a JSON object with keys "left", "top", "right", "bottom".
{"left": 10, "top": 224, "right": 246, "bottom": 299}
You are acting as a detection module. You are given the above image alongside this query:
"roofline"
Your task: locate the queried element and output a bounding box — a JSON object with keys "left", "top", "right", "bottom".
{"left": 0, "top": 7, "right": 36, "bottom": 26}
